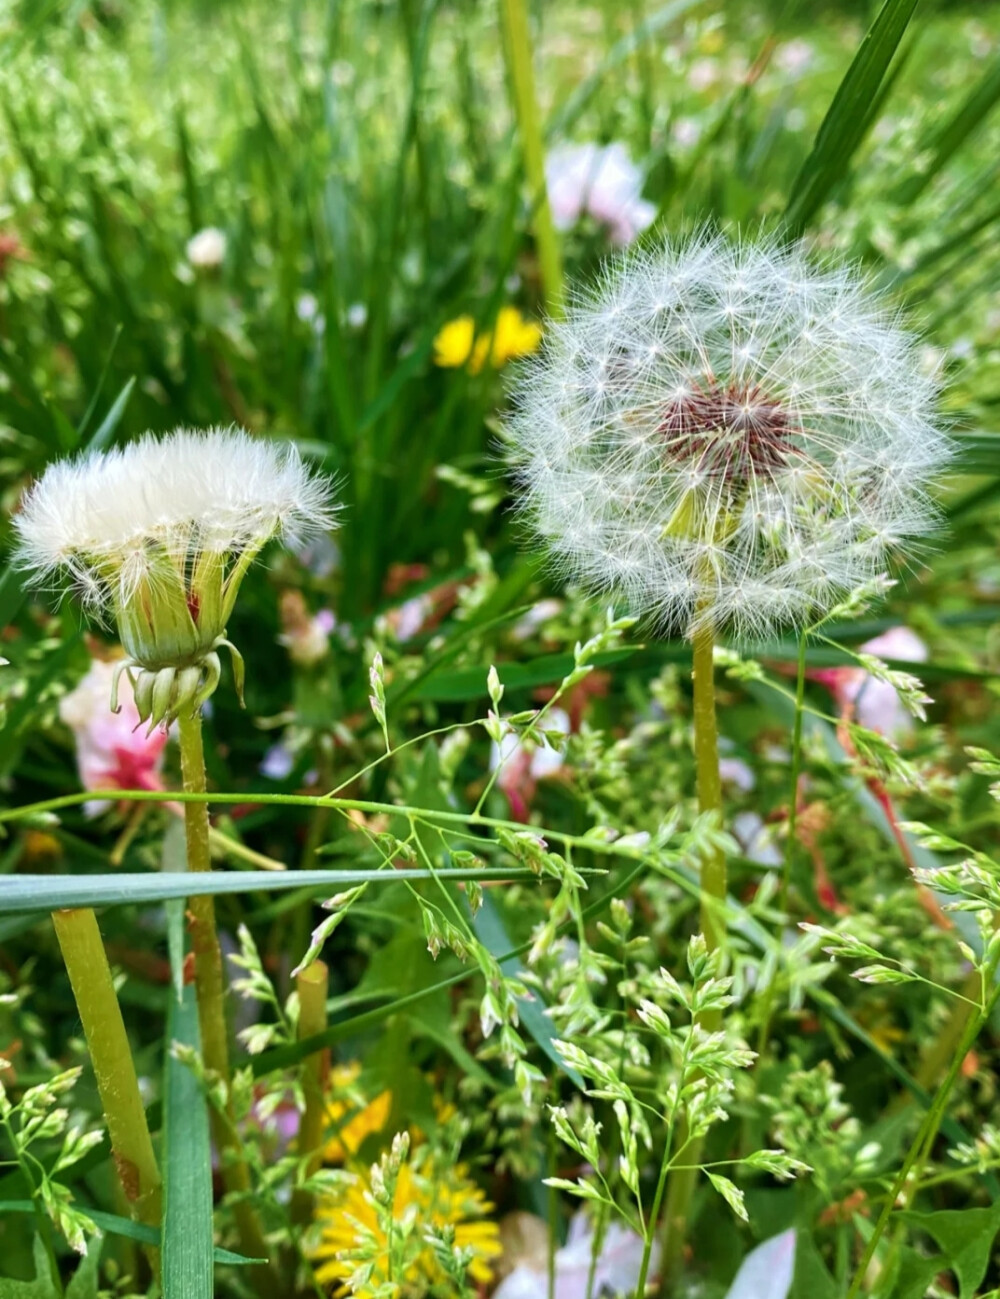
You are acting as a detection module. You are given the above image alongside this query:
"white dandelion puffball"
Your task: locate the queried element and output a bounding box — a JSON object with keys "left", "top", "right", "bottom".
{"left": 507, "top": 234, "right": 951, "bottom": 642}
{"left": 15, "top": 427, "right": 336, "bottom": 725}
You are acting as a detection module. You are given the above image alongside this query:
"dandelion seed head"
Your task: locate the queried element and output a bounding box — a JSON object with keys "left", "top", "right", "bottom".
{"left": 506, "top": 232, "right": 952, "bottom": 641}
{"left": 14, "top": 427, "right": 337, "bottom": 725}
{"left": 15, "top": 426, "right": 336, "bottom": 611}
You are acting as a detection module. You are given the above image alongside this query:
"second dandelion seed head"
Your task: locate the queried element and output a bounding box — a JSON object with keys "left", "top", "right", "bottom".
{"left": 506, "top": 233, "right": 951, "bottom": 642}
{"left": 15, "top": 427, "right": 337, "bottom": 727}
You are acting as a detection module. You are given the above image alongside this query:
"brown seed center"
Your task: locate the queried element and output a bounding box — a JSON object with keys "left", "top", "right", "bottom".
{"left": 658, "top": 379, "right": 799, "bottom": 481}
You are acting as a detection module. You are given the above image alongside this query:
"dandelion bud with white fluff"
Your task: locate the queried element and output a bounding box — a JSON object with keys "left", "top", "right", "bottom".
{"left": 15, "top": 427, "right": 335, "bottom": 729}
{"left": 14, "top": 425, "right": 336, "bottom": 1268}
{"left": 506, "top": 233, "right": 950, "bottom": 1288}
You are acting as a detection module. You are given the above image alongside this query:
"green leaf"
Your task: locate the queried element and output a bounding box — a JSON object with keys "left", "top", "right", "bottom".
{"left": 85, "top": 376, "right": 135, "bottom": 453}
{"left": 0, "top": 1203, "right": 257, "bottom": 1267}
{"left": 0, "top": 867, "right": 547, "bottom": 914}
{"left": 790, "top": 1229, "right": 838, "bottom": 1299}
{"left": 951, "top": 432, "right": 1000, "bottom": 476}
{"left": 0, "top": 1236, "right": 61, "bottom": 1297}
{"left": 0, "top": 1234, "right": 100, "bottom": 1297}
{"left": 784, "top": 0, "right": 918, "bottom": 231}
{"left": 75, "top": 325, "right": 123, "bottom": 444}
{"left": 902, "top": 1200, "right": 1000, "bottom": 1299}
{"left": 407, "top": 646, "right": 640, "bottom": 703}
{"left": 162, "top": 980, "right": 215, "bottom": 1298}
{"left": 891, "top": 1245, "right": 946, "bottom": 1299}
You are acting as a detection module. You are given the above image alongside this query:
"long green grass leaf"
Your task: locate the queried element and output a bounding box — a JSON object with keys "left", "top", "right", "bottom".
{"left": 896, "top": 52, "right": 1000, "bottom": 203}
{"left": 784, "top": 0, "right": 919, "bottom": 231}
{"left": 0, "top": 867, "right": 554, "bottom": 914}
{"left": 86, "top": 376, "right": 136, "bottom": 453}
{"left": 162, "top": 982, "right": 219, "bottom": 1297}
{"left": 0, "top": 1203, "right": 258, "bottom": 1266}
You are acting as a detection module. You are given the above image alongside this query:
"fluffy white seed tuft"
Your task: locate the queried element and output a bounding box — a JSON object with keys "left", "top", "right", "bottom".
{"left": 14, "top": 426, "right": 337, "bottom": 611}
{"left": 505, "top": 232, "right": 952, "bottom": 642}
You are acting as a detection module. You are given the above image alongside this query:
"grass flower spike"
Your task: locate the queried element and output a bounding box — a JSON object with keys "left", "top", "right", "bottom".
{"left": 15, "top": 427, "right": 336, "bottom": 727}
{"left": 507, "top": 232, "right": 950, "bottom": 643}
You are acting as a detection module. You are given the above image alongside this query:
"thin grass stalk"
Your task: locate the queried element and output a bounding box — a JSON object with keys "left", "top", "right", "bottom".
{"left": 52, "top": 908, "right": 162, "bottom": 1271}
{"left": 291, "top": 960, "right": 330, "bottom": 1226}
{"left": 176, "top": 710, "right": 271, "bottom": 1272}
{"left": 499, "top": 0, "right": 565, "bottom": 315}
{"left": 846, "top": 943, "right": 1000, "bottom": 1298}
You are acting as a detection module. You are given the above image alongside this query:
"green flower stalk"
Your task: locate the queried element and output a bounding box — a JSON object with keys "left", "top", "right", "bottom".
{"left": 16, "top": 426, "right": 336, "bottom": 1266}
{"left": 52, "top": 908, "right": 161, "bottom": 1270}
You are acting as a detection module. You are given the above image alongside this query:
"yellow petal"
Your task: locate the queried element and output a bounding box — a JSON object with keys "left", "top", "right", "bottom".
{"left": 433, "top": 315, "right": 476, "bottom": 368}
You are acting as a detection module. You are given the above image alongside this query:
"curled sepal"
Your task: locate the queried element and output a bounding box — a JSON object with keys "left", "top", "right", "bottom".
{"left": 214, "top": 637, "right": 245, "bottom": 709}
{"left": 193, "top": 652, "right": 222, "bottom": 714}
{"left": 133, "top": 670, "right": 155, "bottom": 726}
{"left": 174, "top": 666, "right": 203, "bottom": 718}
{"left": 109, "top": 659, "right": 134, "bottom": 716}
{"left": 148, "top": 667, "right": 177, "bottom": 736}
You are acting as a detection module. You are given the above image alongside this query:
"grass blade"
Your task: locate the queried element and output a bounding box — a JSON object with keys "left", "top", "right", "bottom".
{"left": 784, "top": 0, "right": 918, "bottom": 232}
{"left": 0, "top": 867, "right": 553, "bottom": 914}
{"left": 895, "top": 52, "right": 1000, "bottom": 203}
{"left": 86, "top": 376, "right": 136, "bottom": 453}
{"left": 0, "top": 1202, "right": 260, "bottom": 1266}
{"left": 162, "top": 981, "right": 216, "bottom": 1298}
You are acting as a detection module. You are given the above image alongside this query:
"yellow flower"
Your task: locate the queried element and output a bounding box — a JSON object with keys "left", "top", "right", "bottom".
{"left": 323, "top": 1062, "right": 393, "bottom": 1163}
{"left": 433, "top": 307, "right": 542, "bottom": 374}
{"left": 311, "top": 1151, "right": 501, "bottom": 1295}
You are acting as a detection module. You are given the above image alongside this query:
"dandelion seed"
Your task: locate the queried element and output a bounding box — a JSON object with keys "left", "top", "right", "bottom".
{"left": 506, "top": 232, "right": 951, "bottom": 643}
{"left": 15, "top": 427, "right": 337, "bottom": 726}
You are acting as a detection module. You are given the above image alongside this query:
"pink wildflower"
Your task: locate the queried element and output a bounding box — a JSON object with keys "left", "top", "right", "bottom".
{"left": 59, "top": 658, "right": 168, "bottom": 815}
{"left": 815, "top": 626, "right": 928, "bottom": 740}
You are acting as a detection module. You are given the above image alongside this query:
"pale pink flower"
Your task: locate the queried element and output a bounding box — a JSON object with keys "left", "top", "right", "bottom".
{"left": 725, "top": 1230, "right": 796, "bottom": 1299}
{"left": 490, "top": 708, "right": 571, "bottom": 821}
{"left": 817, "top": 626, "right": 928, "bottom": 740}
{"left": 720, "top": 756, "right": 756, "bottom": 792}
{"left": 688, "top": 57, "right": 719, "bottom": 90}
{"left": 59, "top": 658, "right": 168, "bottom": 815}
{"left": 283, "top": 609, "right": 336, "bottom": 667}
{"left": 545, "top": 143, "right": 655, "bottom": 246}
{"left": 774, "top": 39, "right": 814, "bottom": 76}
{"left": 494, "top": 1210, "right": 655, "bottom": 1299}
{"left": 733, "top": 810, "right": 783, "bottom": 868}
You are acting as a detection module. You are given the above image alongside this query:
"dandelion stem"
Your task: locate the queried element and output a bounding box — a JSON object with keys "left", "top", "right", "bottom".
{"left": 846, "top": 948, "right": 1000, "bottom": 1298}
{"left": 649, "top": 626, "right": 722, "bottom": 1288}
{"left": 500, "top": 0, "right": 565, "bottom": 315}
{"left": 177, "top": 709, "right": 271, "bottom": 1274}
{"left": 779, "top": 628, "right": 809, "bottom": 916}
{"left": 656, "top": 624, "right": 726, "bottom": 1288}
{"left": 52, "top": 907, "right": 162, "bottom": 1272}
{"left": 692, "top": 622, "right": 725, "bottom": 952}
{"left": 291, "top": 959, "right": 330, "bottom": 1226}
